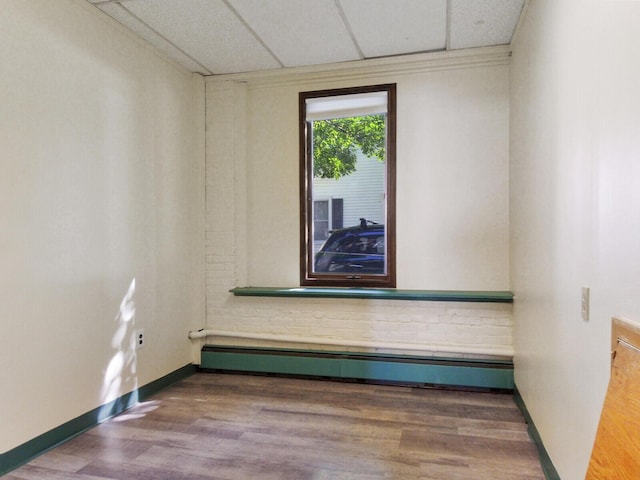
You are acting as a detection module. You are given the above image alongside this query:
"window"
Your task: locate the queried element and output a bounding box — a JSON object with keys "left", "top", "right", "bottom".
{"left": 313, "top": 200, "right": 329, "bottom": 242}
{"left": 313, "top": 198, "right": 343, "bottom": 243}
{"left": 300, "top": 84, "right": 396, "bottom": 287}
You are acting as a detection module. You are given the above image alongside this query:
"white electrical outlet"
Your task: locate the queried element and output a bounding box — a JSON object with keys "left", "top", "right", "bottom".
{"left": 581, "top": 287, "right": 590, "bottom": 321}
{"left": 135, "top": 329, "right": 144, "bottom": 349}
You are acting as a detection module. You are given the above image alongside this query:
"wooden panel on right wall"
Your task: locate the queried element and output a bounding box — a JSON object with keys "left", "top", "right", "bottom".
{"left": 586, "top": 317, "right": 640, "bottom": 479}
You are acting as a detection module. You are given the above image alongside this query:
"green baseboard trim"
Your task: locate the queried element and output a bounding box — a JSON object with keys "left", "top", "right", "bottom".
{"left": 513, "top": 385, "right": 561, "bottom": 480}
{"left": 0, "top": 363, "right": 196, "bottom": 476}
{"left": 230, "top": 286, "right": 514, "bottom": 303}
{"left": 201, "top": 346, "right": 514, "bottom": 391}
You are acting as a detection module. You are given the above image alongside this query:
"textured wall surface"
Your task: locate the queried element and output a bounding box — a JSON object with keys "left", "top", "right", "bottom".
{"left": 0, "top": 0, "right": 204, "bottom": 453}
{"left": 511, "top": 1, "right": 640, "bottom": 478}
{"left": 204, "top": 52, "right": 511, "bottom": 358}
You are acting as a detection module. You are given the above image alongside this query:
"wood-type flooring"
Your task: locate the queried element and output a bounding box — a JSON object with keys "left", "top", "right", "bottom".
{"left": 6, "top": 373, "right": 545, "bottom": 479}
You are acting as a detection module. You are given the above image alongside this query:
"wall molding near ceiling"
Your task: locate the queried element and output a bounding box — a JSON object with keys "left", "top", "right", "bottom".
{"left": 204, "top": 45, "right": 512, "bottom": 88}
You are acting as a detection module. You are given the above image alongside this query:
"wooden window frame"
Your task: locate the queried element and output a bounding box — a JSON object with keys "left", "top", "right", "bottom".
{"left": 299, "top": 84, "right": 396, "bottom": 288}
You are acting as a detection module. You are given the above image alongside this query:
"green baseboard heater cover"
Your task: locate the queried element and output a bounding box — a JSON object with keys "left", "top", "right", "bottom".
{"left": 200, "top": 346, "right": 514, "bottom": 391}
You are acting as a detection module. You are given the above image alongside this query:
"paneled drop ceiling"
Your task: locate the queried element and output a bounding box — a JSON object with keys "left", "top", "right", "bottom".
{"left": 87, "top": 0, "right": 527, "bottom": 75}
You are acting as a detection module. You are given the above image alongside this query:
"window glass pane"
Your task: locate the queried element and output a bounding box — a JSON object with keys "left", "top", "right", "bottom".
{"left": 331, "top": 199, "right": 343, "bottom": 230}
{"left": 311, "top": 117, "right": 386, "bottom": 275}
{"left": 313, "top": 200, "right": 329, "bottom": 242}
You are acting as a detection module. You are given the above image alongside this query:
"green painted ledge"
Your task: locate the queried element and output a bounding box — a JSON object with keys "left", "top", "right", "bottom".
{"left": 230, "top": 286, "right": 514, "bottom": 303}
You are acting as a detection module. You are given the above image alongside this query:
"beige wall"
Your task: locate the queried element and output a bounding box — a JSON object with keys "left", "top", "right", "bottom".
{"left": 0, "top": 0, "right": 205, "bottom": 452}
{"left": 511, "top": 0, "right": 640, "bottom": 478}
{"left": 204, "top": 50, "right": 512, "bottom": 357}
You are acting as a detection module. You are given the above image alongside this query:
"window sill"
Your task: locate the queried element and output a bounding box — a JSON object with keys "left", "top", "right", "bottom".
{"left": 229, "top": 287, "right": 513, "bottom": 303}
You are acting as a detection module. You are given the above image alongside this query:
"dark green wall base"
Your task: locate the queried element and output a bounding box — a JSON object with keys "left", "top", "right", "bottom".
{"left": 0, "top": 363, "right": 196, "bottom": 476}
{"left": 513, "top": 386, "right": 561, "bottom": 480}
{"left": 201, "top": 345, "right": 514, "bottom": 391}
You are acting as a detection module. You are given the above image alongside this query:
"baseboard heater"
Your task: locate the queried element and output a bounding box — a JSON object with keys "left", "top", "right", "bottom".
{"left": 200, "top": 345, "right": 514, "bottom": 391}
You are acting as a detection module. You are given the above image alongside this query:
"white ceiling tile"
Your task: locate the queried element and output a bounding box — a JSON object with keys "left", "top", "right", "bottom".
{"left": 87, "top": 0, "right": 526, "bottom": 75}
{"left": 97, "top": 3, "right": 212, "bottom": 74}
{"left": 449, "top": 0, "right": 525, "bottom": 50}
{"left": 123, "top": 0, "right": 281, "bottom": 74}
{"left": 228, "top": 0, "right": 361, "bottom": 68}
{"left": 340, "top": 0, "right": 447, "bottom": 58}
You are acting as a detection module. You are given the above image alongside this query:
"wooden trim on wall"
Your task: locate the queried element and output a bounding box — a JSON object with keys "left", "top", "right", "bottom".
{"left": 610, "top": 316, "right": 640, "bottom": 360}
{"left": 586, "top": 317, "right": 640, "bottom": 479}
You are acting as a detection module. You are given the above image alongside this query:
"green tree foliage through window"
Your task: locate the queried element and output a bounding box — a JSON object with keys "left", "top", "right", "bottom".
{"left": 312, "top": 114, "right": 385, "bottom": 179}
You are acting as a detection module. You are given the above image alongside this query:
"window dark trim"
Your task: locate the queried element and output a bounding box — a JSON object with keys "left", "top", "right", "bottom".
{"left": 299, "top": 83, "right": 396, "bottom": 288}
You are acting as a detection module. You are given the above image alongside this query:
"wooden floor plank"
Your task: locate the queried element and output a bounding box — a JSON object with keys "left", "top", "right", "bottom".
{"left": 6, "top": 373, "right": 544, "bottom": 480}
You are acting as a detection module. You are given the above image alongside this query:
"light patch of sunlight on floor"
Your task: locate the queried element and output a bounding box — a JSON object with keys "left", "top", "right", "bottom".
{"left": 111, "top": 400, "right": 160, "bottom": 422}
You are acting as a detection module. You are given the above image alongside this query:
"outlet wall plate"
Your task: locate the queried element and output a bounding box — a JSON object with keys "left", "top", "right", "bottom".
{"left": 135, "top": 329, "right": 144, "bottom": 349}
